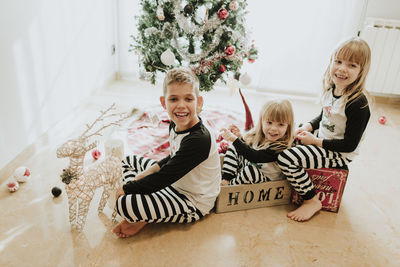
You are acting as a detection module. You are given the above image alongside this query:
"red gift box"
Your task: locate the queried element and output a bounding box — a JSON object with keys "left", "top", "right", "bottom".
{"left": 291, "top": 168, "right": 349, "bottom": 213}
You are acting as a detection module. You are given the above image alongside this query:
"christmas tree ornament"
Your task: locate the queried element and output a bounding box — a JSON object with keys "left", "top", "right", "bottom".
{"left": 7, "top": 181, "right": 19, "bottom": 192}
{"left": 13, "top": 166, "right": 31, "bottom": 183}
{"left": 183, "top": 4, "right": 193, "bottom": 16}
{"left": 220, "top": 65, "right": 227, "bottom": 73}
{"left": 217, "top": 8, "right": 229, "bottom": 20}
{"left": 91, "top": 149, "right": 101, "bottom": 160}
{"left": 225, "top": 45, "right": 236, "bottom": 56}
{"left": 160, "top": 49, "right": 176, "bottom": 66}
{"left": 51, "top": 186, "right": 62, "bottom": 197}
{"left": 229, "top": 0, "right": 238, "bottom": 11}
{"left": 378, "top": 116, "right": 386, "bottom": 125}
{"left": 157, "top": 5, "right": 165, "bottom": 21}
{"left": 239, "top": 72, "right": 251, "bottom": 86}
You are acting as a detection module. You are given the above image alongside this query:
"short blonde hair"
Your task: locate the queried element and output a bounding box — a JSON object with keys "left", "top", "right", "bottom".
{"left": 244, "top": 99, "right": 294, "bottom": 151}
{"left": 163, "top": 67, "right": 200, "bottom": 96}
{"left": 323, "top": 37, "right": 371, "bottom": 104}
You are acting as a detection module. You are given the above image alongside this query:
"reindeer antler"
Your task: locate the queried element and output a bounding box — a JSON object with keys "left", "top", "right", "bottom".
{"left": 80, "top": 104, "right": 137, "bottom": 139}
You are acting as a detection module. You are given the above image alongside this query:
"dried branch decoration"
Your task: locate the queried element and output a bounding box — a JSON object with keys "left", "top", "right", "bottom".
{"left": 56, "top": 104, "right": 133, "bottom": 232}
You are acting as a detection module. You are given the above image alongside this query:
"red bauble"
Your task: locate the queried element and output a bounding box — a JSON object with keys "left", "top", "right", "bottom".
{"left": 378, "top": 116, "right": 386, "bottom": 125}
{"left": 248, "top": 59, "right": 255, "bottom": 63}
{"left": 217, "top": 8, "right": 229, "bottom": 19}
{"left": 219, "top": 65, "right": 227, "bottom": 72}
{"left": 91, "top": 149, "right": 101, "bottom": 160}
{"left": 225, "top": 45, "right": 235, "bottom": 56}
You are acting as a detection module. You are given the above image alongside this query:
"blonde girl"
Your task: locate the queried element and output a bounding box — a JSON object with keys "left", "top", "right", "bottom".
{"left": 277, "top": 37, "right": 371, "bottom": 222}
{"left": 220, "top": 99, "right": 294, "bottom": 185}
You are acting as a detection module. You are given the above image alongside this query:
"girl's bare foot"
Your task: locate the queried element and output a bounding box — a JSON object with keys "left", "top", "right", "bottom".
{"left": 112, "top": 220, "right": 147, "bottom": 238}
{"left": 287, "top": 195, "right": 322, "bottom": 222}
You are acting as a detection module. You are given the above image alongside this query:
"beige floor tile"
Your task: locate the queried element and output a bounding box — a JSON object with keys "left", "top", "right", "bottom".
{"left": 1, "top": 80, "right": 399, "bottom": 267}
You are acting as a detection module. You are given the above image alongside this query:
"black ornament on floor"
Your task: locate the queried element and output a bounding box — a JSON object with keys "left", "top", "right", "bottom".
{"left": 51, "top": 186, "right": 62, "bottom": 197}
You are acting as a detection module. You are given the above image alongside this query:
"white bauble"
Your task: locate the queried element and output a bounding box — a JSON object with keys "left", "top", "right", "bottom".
{"left": 160, "top": 49, "right": 175, "bottom": 66}
{"left": 13, "top": 166, "right": 30, "bottom": 182}
{"left": 239, "top": 72, "right": 252, "bottom": 86}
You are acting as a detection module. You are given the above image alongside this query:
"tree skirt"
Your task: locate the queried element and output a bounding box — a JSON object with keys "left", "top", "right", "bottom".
{"left": 122, "top": 107, "right": 244, "bottom": 161}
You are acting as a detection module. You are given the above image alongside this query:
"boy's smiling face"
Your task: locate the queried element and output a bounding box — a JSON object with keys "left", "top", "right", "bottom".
{"left": 160, "top": 82, "right": 203, "bottom": 132}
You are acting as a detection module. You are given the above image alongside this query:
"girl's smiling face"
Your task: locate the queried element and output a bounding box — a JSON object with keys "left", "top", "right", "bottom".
{"left": 330, "top": 58, "right": 361, "bottom": 93}
{"left": 262, "top": 119, "right": 288, "bottom": 142}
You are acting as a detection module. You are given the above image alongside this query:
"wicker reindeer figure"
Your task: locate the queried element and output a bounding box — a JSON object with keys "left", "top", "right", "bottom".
{"left": 56, "top": 104, "right": 128, "bottom": 232}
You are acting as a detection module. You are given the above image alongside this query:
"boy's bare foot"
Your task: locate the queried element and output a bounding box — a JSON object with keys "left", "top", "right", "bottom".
{"left": 287, "top": 195, "right": 322, "bottom": 222}
{"left": 112, "top": 220, "right": 147, "bottom": 238}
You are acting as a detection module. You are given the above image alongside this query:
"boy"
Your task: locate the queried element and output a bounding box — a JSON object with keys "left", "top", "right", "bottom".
{"left": 113, "top": 67, "right": 221, "bottom": 238}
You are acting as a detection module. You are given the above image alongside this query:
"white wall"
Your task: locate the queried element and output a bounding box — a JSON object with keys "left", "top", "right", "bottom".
{"left": 0, "top": 0, "right": 117, "bottom": 169}
{"left": 117, "top": 0, "right": 139, "bottom": 79}
{"left": 365, "top": 0, "right": 400, "bottom": 20}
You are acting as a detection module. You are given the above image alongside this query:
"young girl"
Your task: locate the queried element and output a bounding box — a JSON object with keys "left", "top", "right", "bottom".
{"left": 277, "top": 37, "right": 371, "bottom": 222}
{"left": 220, "top": 99, "right": 294, "bottom": 185}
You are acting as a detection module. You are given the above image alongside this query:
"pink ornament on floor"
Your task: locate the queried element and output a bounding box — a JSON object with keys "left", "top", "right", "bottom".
{"left": 378, "top": 116, "right": 386, "bottom": 125}
{"left": 91, "top": 149, "right": 101, "bottom": 160}
{"left": 7, "top": 181, "right": 19, "bottom": 192}
{"left": 13, "top": 166, "right": 31, "bottom": 183}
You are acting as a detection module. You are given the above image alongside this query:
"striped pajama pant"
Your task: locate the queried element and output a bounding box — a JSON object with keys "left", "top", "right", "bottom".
{"left": 115, "top": 155, "right": 203, "bottom": 224}
{"left": 277, "top": 145, "right": 350, "bottom": 200}
{"left": 222, "top": 145, "right": 269, "bottom": 185}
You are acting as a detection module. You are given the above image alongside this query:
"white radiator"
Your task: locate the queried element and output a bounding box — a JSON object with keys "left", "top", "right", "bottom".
{"left": 361, "top": 18, "right": 400, "bottom": 95}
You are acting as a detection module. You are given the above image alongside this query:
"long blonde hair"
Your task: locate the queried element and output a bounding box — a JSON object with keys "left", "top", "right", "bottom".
{"left": 322, "top": 37, "right": 371, "bottom": 104}
{"left": 244, "top": 99, "right": 294, "bottom": 152}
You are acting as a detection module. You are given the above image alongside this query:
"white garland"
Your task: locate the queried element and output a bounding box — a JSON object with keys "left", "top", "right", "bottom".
{"left": 171, "top": 0, "right": 224, "bottom": 36}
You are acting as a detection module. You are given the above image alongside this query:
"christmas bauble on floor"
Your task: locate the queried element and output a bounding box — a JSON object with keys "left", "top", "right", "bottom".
{"left": 13, "top": 166, "right": 31, "bottom": 182}
{"left": 51, "top": 187, "right": 62, "bottom": 197}
{"left": 7, "top": 181, "right": 19, "bottom": 192}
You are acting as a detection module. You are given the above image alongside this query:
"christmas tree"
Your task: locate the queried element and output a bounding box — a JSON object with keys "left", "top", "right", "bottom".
{"left": 132, "top": 0, "right": 258, "bottom": 92}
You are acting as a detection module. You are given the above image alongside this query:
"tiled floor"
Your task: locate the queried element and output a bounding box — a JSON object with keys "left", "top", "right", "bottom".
{"left": 1, "top": 80, "right": 399, "bottom": 266}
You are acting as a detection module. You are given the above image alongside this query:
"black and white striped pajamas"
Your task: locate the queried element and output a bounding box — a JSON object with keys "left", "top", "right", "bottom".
{"left": 222, "top": 146, "right": 269, "bottom": 185}
{"left": 277, "top": 145, "right": 350, "bottom": 200}
{"left": 116, "top": 155, "right": 203, "bottom": 223}
{"left": 221, "top": 138, "right": 279, "bottom": 185}
{"left": 277, "top": 90, "right": 370, "bottom": 200}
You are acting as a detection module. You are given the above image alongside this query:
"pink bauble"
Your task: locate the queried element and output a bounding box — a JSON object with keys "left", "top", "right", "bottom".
{"left": 92, "top": 149, "right": 101, "bottom": 160}
{"left": 378, "top": 116, "right": 386, "bottom": 125}
{"left": 7, "top": 181, "right": 19, "bottom": 192}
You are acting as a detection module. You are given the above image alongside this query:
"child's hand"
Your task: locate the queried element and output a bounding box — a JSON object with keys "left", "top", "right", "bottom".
{"left": 229, "top": 124, "right": 242, "bottom": 138}
{"left": 221, "top": 179, "right": 230, "bottom": 186}
{"left": 295, "top": 123, "right": 313, "bottom": 136}
{"left": 296, "top": 131, "right": 319, "bottom": 146}
{"left": 220, "top": 128, "right": 238, "bottom": 142}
